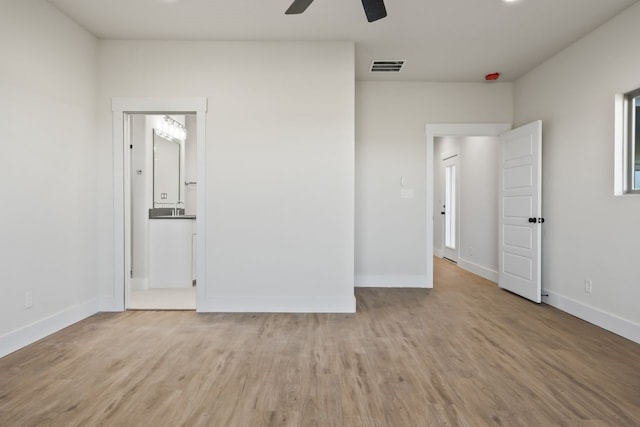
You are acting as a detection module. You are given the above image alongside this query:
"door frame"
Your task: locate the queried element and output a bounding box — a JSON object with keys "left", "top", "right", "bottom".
{"left": 108, "top": 98, "right": 208, "bottom": 312}
{"left": 425, "top": 123, "right": 511, "bottom": 287}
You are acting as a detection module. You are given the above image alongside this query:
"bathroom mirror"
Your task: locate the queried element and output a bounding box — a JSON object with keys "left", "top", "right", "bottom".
{"left": 153, "top": 130, "right": 181, "bottom": 207}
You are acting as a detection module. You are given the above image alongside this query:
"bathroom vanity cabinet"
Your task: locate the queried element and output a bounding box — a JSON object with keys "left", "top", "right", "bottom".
{"left": 149, "top": 217, "right": 196, "bottom": 288}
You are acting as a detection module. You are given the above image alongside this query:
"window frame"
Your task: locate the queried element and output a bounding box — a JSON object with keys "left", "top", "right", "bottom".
{"left": 625, "top": 88, "right": 640, "bottom": 194}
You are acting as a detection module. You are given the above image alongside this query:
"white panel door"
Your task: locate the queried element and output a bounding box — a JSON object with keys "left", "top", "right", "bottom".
{"left": 498, "top": 121, "right": 542, "bottom": 303}
{"left": 442, "top": 155, "right": 459, "bottom": 262}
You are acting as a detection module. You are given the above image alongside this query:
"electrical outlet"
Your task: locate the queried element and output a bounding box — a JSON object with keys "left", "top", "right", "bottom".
{"left": 584, "top": 279, "right": 592, "bottom": 294}
{"left": 25, "top": 291, "right": 33, "bottom": 309}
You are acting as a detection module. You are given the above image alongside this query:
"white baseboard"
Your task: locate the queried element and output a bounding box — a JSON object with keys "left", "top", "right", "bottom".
{"left": 355, "top": 275, "right": 431, "bottom": 288}
{"left": 0, "top": 298, "right": 99, "bottom": 358}
{"left": 99, "top": 295, "right": 120, "bottom": 312}
{"left": 457, "top": 258, "right": 498, "bottom": 283}
{"left": 434, "top": 248, "right": 443, "bottom": 258}
{"left": 197, "top": 294, "right": 356, "bottom": 313}
{"left": 542, "top": 289, "right": 640, "bottom": 344}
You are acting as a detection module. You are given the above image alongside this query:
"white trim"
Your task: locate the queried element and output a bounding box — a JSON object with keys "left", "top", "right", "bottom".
{"left": 109, "top": 98, "right": 208, "bottom": 313}
{"left": 112, "top": 111, "right": 125, "bottom": 311}
{"left": 0, "top": 299, "right": 98, "bottom": 358}
{"left": 425, "top": 124, "right": 511, "bottom": 289}
{"left": 195, "top": 108, "right": 207, "bottom": 311}
{"left": 198, "top": 295, "right": 356, "bottom": 313}
{"left": 112, "top": 98, "right": 207, "bottom": 113}
{"left": 542, "top": 290, "right": 640, "bottom": 344}
{"left": 613, "top": 93, "right": 626, "bottom": 195}
{"left": 99, "top": 296, "right": 117, "bottom": 312}
{"left": 457, "top": 258, "right": 498, "bottom": 283}
{"left": 433, "top": 248, "right": 443, "bottom": 258}
{"left": 355, "top": 275, "right": 429, "bottom": 288}
{"left": 123, "top": 113, "right": 132, "bottom": 308}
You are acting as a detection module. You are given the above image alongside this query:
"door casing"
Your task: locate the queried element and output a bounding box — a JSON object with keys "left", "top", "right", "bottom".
{"left": 106, "top": 98, "right": 208, "bottom": 312}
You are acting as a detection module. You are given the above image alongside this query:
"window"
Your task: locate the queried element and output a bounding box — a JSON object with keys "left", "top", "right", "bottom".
{"left": 625, "top": 88, "right": 640, "bottom": 193}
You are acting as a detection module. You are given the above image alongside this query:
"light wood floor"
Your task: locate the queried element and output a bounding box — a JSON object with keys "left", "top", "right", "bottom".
{"left": 1, "top": 258, "right": 639, "bottom": 426}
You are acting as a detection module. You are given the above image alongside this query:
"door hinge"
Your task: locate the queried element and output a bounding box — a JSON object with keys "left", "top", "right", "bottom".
{"left": 130, "top": 144, "right": 133, "bottom": 149}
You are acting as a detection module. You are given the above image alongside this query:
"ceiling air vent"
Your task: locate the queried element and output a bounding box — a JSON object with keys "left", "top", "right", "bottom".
{"left": 370, "top": 60, "right": 405, "bottom": 73}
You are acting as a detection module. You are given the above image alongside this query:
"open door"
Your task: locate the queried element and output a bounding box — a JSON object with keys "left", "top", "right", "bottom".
{"left": 498, "top": 121, "right": 542, "bottom": 303}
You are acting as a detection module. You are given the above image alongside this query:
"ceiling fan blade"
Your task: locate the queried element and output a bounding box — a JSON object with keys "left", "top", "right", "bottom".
{"left": 361, "top": 0, "right": 387, "bottom": 22}
{"left": 285, "top": 0, "right": 315, "bottom": 14}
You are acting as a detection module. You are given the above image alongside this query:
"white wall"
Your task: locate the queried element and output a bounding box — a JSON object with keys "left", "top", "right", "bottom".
{"left": 514, "top": 2, "right": 640, "bottom": 341}
{"left": 0, "top": 0, "right": 98, "bottom": 356}
{"left": 98, "top": 41, "right": 355, "bottom": 312}
{"left": 355, "top": 82, "right": 513, "bottom": 286}
{"left": 459, "top": 137, "right": 500, "bottom": 279}
{"left": 434, "top": 136, "right": 500, "bottom": 281}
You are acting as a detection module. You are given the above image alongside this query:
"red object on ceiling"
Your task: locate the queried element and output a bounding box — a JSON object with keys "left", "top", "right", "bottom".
{"left": 485, "top": 72, "right": 500, "bottom": 81}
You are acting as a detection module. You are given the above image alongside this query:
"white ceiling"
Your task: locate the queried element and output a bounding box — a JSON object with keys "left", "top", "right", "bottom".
{"left": 47, "top": 0, "right": 638, "bottom": 82}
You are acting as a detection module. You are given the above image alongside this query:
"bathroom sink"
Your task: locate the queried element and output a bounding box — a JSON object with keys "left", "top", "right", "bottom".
{"left": 149, "top": 208, "right": 194, "bottom": 219}
{"left": 150, "top": 214, "right": 196, "bottom": 219}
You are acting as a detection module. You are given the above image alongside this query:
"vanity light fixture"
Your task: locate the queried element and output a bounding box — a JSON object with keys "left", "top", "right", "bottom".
{"left": 156, "top": 115, "right": 187, "bottom": 142}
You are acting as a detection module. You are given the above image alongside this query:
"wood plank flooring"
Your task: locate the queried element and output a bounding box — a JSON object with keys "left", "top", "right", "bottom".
{"left": 1, "top": 258, "right": 639, "bottom": 426}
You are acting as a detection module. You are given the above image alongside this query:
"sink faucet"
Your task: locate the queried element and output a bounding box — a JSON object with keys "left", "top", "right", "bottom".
{"left": 174, "top": 201, "right": 184, "bottom": 216}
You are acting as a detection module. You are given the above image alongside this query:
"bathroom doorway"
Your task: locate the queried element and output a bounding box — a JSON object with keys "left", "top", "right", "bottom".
{"left": 126, "top": 113, "right": 198, "bottom": 310}
{"left": 110, "top": 97, "right": 206, "bottom": 313}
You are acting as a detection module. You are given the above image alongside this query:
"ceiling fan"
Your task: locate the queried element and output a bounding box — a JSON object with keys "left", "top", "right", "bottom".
{"left": 285, "top": 0, "right": 387, "bottom": 22}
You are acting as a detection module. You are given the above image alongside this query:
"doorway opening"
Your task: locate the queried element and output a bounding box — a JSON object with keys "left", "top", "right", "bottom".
{"left": 426, "top": 122, "right": 543, "bottom": 304}
{"left": 433, "top": 135, "right": 501, "bottom": 273}
{"left": 109, "top": 98, "right": 207, "bottom": 313}
{"left": 425, "top": 124, "right": 511, "bottom": 287}
{"left": 126, "top": 113, "right": 197, "bottom": 310}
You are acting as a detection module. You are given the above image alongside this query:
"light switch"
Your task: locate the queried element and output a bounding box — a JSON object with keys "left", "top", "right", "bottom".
{"left": 400, "top": 189, "right": 414, "bottom": 199}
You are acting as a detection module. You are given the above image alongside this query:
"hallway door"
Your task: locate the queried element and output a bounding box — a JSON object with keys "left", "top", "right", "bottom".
{"left": 442, "top": 154, "right": 459, "bottom": 263}
{"left": 498, "top": 121, "right": 542, "bottom": 303}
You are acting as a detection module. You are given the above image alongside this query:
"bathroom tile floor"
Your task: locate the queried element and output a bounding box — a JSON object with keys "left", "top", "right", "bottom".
{"left": 129, "top": 288, "right": 196, "bottom": 310}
